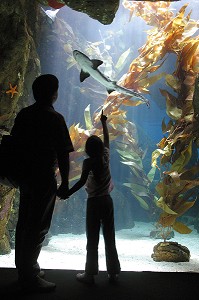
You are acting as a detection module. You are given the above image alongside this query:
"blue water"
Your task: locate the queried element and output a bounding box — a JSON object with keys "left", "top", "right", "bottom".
{"left": 36, "top": 0, "right": 199, "bottom": 234}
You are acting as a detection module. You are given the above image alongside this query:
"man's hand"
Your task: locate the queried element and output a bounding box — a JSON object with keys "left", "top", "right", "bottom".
{"left": 57, "top": 183, "right": 69, "bottom": 200}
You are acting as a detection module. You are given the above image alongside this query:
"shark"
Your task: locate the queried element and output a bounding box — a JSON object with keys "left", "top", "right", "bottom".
{"left": 73, "top": 50, "right": 150, "bottom": 107}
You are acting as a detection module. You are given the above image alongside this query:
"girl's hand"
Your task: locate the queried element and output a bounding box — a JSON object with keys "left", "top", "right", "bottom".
{"left": 100, "top": 110, "right": 107, "bottom": 123}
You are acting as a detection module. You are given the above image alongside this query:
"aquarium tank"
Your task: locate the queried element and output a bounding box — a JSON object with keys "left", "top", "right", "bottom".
{"left": 0, "top": 0, "right": 199, "bottom": 272}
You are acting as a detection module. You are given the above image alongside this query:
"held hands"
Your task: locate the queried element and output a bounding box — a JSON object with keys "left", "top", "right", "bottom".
{"left": 100, "top": 109, "right": 107, "bottom": 123}
{"left": 57, "top": 183, "right": 70, "bottom": 200}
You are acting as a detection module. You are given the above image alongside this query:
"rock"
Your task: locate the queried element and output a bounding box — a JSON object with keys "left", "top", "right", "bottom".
{"left": 0, "top": 0, "right": 40, "bottom": 129}
{"left": 151, "top": 241, "right": 190, "bottom": 262}
{"left": 64, "top": 0, "right": 119, "bottom": 24}
{"left": 38, "top": 0, "right": 119, "bottom": 24}
{"left": 0, "top": 186, "right": 15, "bottom": 254}
{"left": 0, "top": 233, "right": 11, "bottom": 254}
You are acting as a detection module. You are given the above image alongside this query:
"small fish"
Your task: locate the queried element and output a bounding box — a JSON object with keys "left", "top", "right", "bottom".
{"left": 73, "top": 50, "right": 149, "bottom": 106}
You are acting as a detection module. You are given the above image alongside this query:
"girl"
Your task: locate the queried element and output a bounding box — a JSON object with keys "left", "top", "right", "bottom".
{"left": 67, "top": 110, "right": 120, "bottom": 284}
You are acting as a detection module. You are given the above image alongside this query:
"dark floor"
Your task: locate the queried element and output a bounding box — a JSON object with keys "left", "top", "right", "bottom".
{"left": 0, "top": 268, "right": 199, "bottom": 300}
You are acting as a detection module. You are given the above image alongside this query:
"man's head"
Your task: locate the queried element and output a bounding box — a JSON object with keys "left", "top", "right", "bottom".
{"left": 32, "top": 74, "right": 59, "bottom": 104}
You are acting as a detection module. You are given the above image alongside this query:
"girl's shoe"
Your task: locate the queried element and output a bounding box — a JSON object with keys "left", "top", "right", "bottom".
{"left": 76, "top": 272, "right": 94, "bottom": 284}
{"left": 108, "top": 274, "right": 119, "bottom": 284}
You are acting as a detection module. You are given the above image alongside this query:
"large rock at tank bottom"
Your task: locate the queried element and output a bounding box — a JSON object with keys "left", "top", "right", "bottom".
{"left": 151, "top": 241, "right": 190, "bottom": 262}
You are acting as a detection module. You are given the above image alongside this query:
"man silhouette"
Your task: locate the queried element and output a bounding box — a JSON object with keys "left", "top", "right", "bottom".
{"left": 11, "top": 74, "right": 74, "bottom": 292}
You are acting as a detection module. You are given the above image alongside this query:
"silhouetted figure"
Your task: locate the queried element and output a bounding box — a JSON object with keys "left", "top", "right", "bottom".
{"left": 66, "top": 110, "right": 120, "bottom": 284}
{"left": 11, "top": 74, "right": 74, "bottom": 292}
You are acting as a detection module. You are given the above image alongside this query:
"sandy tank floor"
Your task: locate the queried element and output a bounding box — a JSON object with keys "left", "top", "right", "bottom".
{"left": 0, "top": 222, "right": 199, "bottom": 273}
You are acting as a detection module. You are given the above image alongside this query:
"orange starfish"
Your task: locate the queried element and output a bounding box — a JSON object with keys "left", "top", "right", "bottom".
{"left": 6, "top": 83, "right": 18, "bottom": 98}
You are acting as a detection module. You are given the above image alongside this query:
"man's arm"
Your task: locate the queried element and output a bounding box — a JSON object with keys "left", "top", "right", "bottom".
{"left": 56, "top": 150, "right": 70, "bottom": 199}
{"left": 57, "top": 150, "right": 70, "bottom": 187}
{"left": 55, "top": 115, "right": 74, "bottom": 199}
{"left": 100, "top": 110, "right": 109, "bottom": 149}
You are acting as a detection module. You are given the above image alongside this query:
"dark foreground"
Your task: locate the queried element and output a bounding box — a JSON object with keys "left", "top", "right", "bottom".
{"left": 0, "top": 268, "right": 198, "bottom": 300}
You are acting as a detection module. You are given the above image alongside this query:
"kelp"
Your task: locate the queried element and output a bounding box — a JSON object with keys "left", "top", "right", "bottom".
{"left": 123, "top": 1, "right": 199, "bottom": 239}
{"left": 128, "top": 5, "right": 199, "bottom": 234}
{"left": 117, "top": 135, "right": 157, "bottom": 212}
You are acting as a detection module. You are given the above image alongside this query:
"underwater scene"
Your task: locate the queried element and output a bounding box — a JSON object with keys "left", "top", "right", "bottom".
{"left": 1, "top": 0, "right": 199, "bottom": 272}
